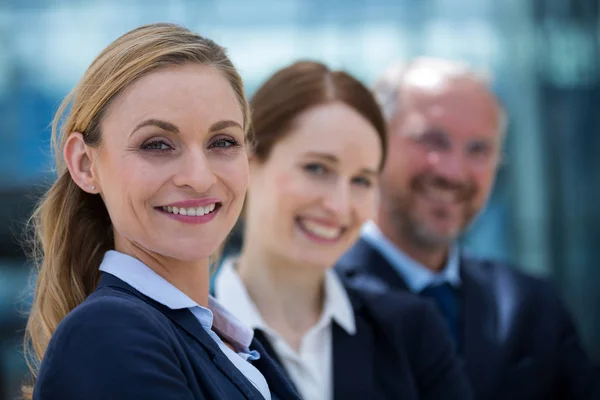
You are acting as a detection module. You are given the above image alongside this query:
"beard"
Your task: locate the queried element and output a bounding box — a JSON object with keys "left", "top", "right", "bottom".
{"left": 382, "top": 173, "right": 480, "bottom": 250}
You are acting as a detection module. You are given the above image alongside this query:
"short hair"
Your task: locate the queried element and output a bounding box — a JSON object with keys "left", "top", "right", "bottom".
{"left": 372, "top": 57, "right": 507, "bottom": 134}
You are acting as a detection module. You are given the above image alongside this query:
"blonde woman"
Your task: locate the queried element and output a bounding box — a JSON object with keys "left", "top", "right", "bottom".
{"left": 23, "top": 23, "right": 300, "bottom": 400}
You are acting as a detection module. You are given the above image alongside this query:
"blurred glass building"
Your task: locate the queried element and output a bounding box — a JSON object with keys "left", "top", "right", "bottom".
{"left": 0, "top": 0, "right": 598, "bottom": 398}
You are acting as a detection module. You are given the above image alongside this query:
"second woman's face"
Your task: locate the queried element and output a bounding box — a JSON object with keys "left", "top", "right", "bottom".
{"left": 92, "top": 64, "right": 249, "bottom": 262}
{"left": 248, "top": 102, "right": 382, "bottom": 269}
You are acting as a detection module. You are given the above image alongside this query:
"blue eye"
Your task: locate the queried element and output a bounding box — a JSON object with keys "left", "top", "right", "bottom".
{"left": 304, "top": 163, "right": 328, "bottom": 175}
{"left": 352, "top": 176, "right": 373, "bottom": 188}
{"left": 141, "top": 140, "right": 173, "bottom": 151}
{"left": 210, "top": 138, "right": 240, "bottom": 149}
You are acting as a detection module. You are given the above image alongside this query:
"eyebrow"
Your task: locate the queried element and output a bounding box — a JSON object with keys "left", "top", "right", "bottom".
{"left": 130, "top": 119, "right": 243, "bottom": 137}
{"left": 304, "top": 151, "right": 378, "bottom": 176}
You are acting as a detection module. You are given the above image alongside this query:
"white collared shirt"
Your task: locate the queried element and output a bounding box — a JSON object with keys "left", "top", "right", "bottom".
{"left": 214, "top": 258, "right": 356, "bottom": 400}
{"left": 98, "top": 250, "right": 271, "bottom": 400}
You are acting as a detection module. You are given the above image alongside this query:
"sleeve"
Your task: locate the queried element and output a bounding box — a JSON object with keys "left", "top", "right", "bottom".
{"left": 33, "top": 297, "right": 204, "bottom": 400}
{"left": 407, "top": 300, "right": 473, "bottom": 400}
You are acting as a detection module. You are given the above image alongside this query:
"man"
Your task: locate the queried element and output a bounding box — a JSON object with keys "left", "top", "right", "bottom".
{"left": 335, "top": 58, "right": 599, "bottom": 399}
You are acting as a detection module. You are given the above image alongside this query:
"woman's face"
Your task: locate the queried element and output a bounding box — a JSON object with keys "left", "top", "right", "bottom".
{"left": 86, "top": 64, "right": 249, "bottom": 262}
{"left": 247, "top": 102, "right": 382, "bottom": 270}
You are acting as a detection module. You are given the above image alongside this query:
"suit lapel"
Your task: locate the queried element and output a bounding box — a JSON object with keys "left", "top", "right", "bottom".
{"left": 332, "top": 296, "right": 374, "bottom": 400}
{"left": 97, "top": 273, "right": 265, "bottom": 400}
{"left": 336, "top": 238, "right": 409, "bottom": 292}
{"left": 461, "top": 257, "right": 502, "bottom": 395}
{"left": 249, "top": 338, "right": 302, "bottom": 400}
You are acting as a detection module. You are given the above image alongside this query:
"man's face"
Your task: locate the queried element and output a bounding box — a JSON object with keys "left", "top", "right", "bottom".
{"left": 379, "top": 77, "right": 503, "bottom": 248}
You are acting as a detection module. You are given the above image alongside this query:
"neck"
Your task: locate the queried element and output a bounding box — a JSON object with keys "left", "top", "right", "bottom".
{"left": 376, "top": 211, "right": 449, "bottom": 272}
{"left": 237, "top": 239, "right": 325, "bottom": 351}
{"left": 115, "top": 239, "right": 210, "bottom": 307}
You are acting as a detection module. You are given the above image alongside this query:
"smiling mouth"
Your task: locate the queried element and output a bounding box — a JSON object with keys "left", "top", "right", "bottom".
{"left": 158, "top": 203, "right": 221, "bottom": 217}
{"left": 296, "top": 218, "right": 345, "bottom": 242}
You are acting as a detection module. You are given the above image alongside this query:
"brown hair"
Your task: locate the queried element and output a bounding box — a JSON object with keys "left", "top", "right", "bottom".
{"left": 23, "top": 23, "right": 249, "bottom": 398}
{"left": 250, "top": 60, "right": 388, "bottom": 167}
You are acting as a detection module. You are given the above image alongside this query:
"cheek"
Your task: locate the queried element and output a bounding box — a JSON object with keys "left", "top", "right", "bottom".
{"left": 273, "top": 169, "right": 308, "bottom": 201}
{"left": 353, "top": 191, "right": 378, "bottom": 223}
{"left": 473, "top": 170, "right": 496, "bottom": 198}
{"left": 215, "top": 156, "right": 250, "bottom": 197}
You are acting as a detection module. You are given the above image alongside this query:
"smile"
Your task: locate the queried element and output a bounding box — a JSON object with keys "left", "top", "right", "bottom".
{"left": 296, "top": 217, "right": 345, "bottom": 242}
{"left": 161, "top": 203, "right": 216, "bottom": 216}
{"left": 156, "top": 201, "right": 222, "bottom": 225}
{"left": 421, "top": 185, "right": 461, "bottom": 204}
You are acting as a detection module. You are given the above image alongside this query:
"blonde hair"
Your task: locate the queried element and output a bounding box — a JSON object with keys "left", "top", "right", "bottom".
{"left": 22, "top": 23, "right": 250, "bottom": 398}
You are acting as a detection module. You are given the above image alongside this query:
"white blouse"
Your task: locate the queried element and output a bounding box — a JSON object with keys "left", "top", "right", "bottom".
{"left": 214, "top": 258, "right": 356, "bottom": 400}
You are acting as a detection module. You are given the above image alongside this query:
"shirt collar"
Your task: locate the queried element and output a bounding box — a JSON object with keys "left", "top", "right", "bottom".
{"left": 99, "top": 250, "right": 255, "bottom": 350}
{"left": 360, "top": 220, "right": 461, "bottom": 293}
{"left": 214, "top": 257, "right": 356, "bottom": 336}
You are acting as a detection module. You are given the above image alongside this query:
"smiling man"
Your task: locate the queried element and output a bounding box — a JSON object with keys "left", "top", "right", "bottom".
{"left": 335, "top": 57, "right": 599, "bottom": 400}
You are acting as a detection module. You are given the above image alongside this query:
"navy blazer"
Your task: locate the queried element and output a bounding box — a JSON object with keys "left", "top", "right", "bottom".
{"left": 336, "top": 238, "right": 600, "bottom": 400}
{"left": 34, "top": 273, "right": 301, "bottom": 400}
{"left": 254, "top": 284, "right": 472, "bottom": 400}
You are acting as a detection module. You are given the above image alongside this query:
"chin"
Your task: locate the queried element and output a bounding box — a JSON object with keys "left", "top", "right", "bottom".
{"left": 297, "top": 252, "right": 339, "bottom": 271}
{"left": 155, "top": 243, "right": 220, "bottom": 263}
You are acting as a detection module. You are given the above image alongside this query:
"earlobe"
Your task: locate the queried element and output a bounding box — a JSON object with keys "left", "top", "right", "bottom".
{"left": 64, "top": 133, "right": 97, "bottom": 193}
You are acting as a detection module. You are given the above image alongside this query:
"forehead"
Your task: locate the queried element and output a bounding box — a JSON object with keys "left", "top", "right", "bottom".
{"left": 401, "top": 78, "right": 502, "bottom": 139}
{"left": 274, "top": 102, "right": 382, "bottom": 168}
{"left": 103, "top": 64, "right": 243, "bottom": 132}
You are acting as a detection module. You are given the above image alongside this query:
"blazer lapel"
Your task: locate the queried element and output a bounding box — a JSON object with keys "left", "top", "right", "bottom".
{"left": 332, "top": 299, "right": 374, "bottom": 400}
{"left": 461, "top": 257, "right": 502, "bottom": 396}
{"left": 249, "top": 338, "right": 302, "bottom": 400}
{"left": 97, "top": 273, "right": 264, "bottom": 400}
{"left": 336, "top": 238, "right": 410, "bottom": 292}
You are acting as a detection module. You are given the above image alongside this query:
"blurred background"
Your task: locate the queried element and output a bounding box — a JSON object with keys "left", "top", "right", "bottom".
{"left": 0, "top": 0, "right": 598, "bottom": 398}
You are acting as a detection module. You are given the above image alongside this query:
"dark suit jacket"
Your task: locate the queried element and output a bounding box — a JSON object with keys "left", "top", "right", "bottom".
{"left": 335, "top": 238, "right": 600, "bottom": 400}
{"left": 254, "top": 284, "right": 472, "bottom": 400}
{"left": 34, "top": 273, "right": 301, "bottom": 400}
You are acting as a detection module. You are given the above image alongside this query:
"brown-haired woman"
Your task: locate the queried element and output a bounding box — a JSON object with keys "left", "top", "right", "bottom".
{"left": 214, "top": 61, "right": 472, "bottom": 400}
{"left": 23, "top": 23, "right": 300, "bottom": 400}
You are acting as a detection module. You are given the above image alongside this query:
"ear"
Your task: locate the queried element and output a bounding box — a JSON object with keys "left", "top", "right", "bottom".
{"left": 64, "top": 133, "right": 98, "bottom": 194}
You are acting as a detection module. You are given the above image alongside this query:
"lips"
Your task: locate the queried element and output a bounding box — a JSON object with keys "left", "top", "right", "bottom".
{"left": 295, "top": 217, "right": 345, "bottom": 242}
{"left": 412, "top": 175, "right": 474, "bottom": 205}
{"left": 161, "top": 203, "right": 217, "bottom": 217}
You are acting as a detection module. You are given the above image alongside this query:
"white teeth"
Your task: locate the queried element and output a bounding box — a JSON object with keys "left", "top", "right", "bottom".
{"left": 299, "top": 219, "right": 342, "bottom": 240}
{"left": 425, "top": 186, "right": 457, "bottom": 203}
{"left": 161, "top": 203, "right": 218, "bottom": 217}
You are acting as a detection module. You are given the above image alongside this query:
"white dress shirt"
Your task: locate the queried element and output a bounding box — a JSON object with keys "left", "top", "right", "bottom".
{"left": 214, "top": 258, "right": 356, "bottom": 400}
{"left": 98, "top": 250, "right": 271, "bottom": 400}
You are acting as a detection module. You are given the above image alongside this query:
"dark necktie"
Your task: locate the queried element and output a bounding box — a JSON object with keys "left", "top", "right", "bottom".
{"left": 420, "top": 282, "right": 461, "bottom": 353}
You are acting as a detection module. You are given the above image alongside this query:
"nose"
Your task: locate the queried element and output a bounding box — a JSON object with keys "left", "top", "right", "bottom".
{"left": 427, "top": 148, "right": 468, "bottom": 183}
{"left": 322, "top": 181, "right": 351, "bottom": 220}
{"left": 172, "top": 149, "right": 217, "bottom": 193}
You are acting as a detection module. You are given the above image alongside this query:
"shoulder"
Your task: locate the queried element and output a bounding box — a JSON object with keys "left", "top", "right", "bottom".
{"left": 345, "top": 283, "right": 440, "bottom": 337}
{"left": 59, "top": 286, "right": 172, "bottom": 337}
{"left": 42, "top": 287, "right": 176, "bottom": 369}
{"left": 463, "top": 255, "right": 564, "bottom": 307}
{"left": 35, "top": 288, "right": 195, "bottom": 399}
